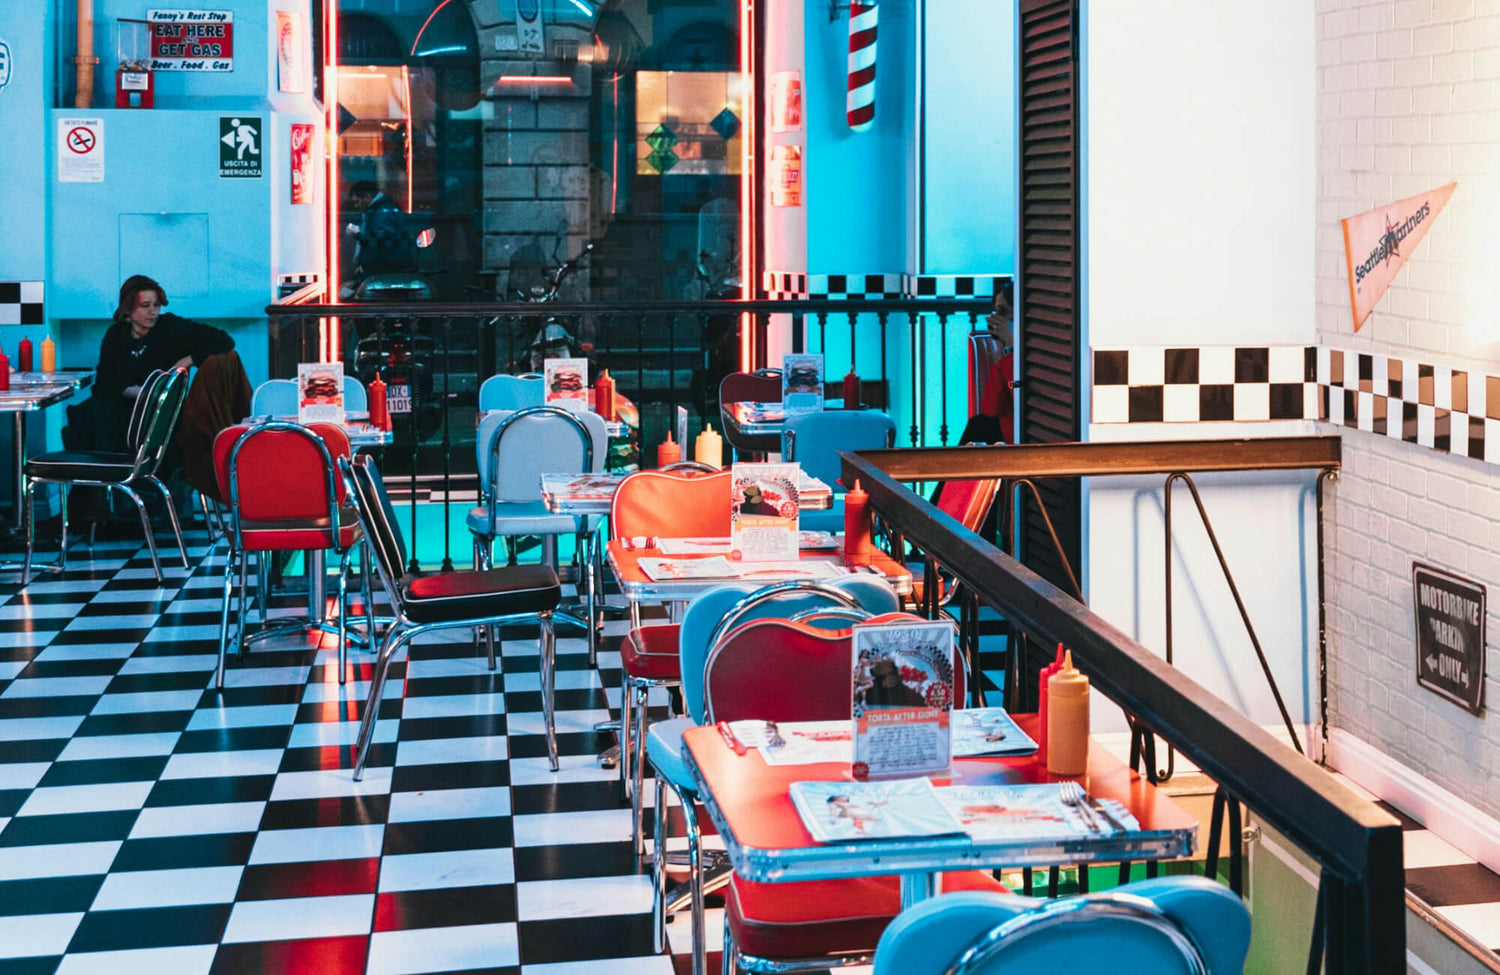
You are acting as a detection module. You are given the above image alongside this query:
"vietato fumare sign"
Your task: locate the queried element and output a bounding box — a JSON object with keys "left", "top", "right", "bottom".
{"left": 1412, "top": 563, "right": 1486, "bottom": 715}
{"left": 1340, "top": 182, "right": 1456, "bottom": 332}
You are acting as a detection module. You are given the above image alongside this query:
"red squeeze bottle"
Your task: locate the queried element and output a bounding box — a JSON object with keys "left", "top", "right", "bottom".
{"left": 656, "top": 433, "right": 681, "bottom": 468}
{"left": 368, "top": 375, "right": 389, "bottom": 430}
{"left": 17, "top": 337, "right": 32, "bottom": 374}
{"left": 594, "top": 369, "right": 617, "bottom": 421}
{"left": 843, "top": 478, "right": 873, "bottom": 566}
{"left": 0, "top": 345, "right": 11, "bottom": 391}
{"left": 1037, "top": 643, "right": 1066, "bottom": 765}
{"left": 842, "top": 366, "right": 861, "bottom": 410}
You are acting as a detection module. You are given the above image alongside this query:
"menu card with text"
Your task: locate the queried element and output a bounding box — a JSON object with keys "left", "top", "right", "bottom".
{"left": 297, "top": 362, "right": 345, "bottom": 425}
{"left": 789, "top": 778, "right": 961, "bottom": 843}
{"left": 852, "top": 618, "right": 956, "bottom": 779}
{"left": 782, "top": 353, "right": 824, "bottom": 414}
{"left": 730, "top": 463, "right": 800, "bottom": 561}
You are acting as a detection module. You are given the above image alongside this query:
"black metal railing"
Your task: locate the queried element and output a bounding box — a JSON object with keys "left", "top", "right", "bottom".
{"left": 266, "top": 296, "right": 990, "bottom": 565}
{"left": 842, "top": 439, "right": 1403, "bottom": 975}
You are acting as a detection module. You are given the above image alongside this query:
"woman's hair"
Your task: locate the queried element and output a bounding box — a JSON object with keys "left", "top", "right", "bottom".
{"left": 115, "top": 274, "right": 168, "bottom": 325}
{"left": 995, "top": 278, "right": 1014, "bottom": 315}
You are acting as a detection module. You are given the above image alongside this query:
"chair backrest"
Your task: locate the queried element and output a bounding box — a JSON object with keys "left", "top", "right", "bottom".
{"left": 872, "top": 877, "right": 1251, "bottom": 975}
{"left": 250, "top": 379, "right": 298, "bottom": 416}
{"left": 678, "top": 578, "right": 900, "bottom": 725}
{"left": 611, "top": 468, "right": 733, "bottom": 539}
{"left": 719, "top": 369, "right": 784, "bottom": 454}
{"left": 934, "top": 477, "right": 1001, "bottom": 534}
{"left": 126, "top": 369, "right": 169, "bottom": 450}
{"left": 132, "top": 368, "right": 189, "bottom": 475}
{"left": 339, "top": 453, "right": 411, "bottom": 601}
{"left": 477, "top": 405, "right": 606, "bottom": 504}
{"left": 968, "top": 331, "right": 1006, "bottom": 417}
{"left": 782, "top": 410, "right": 897, "bottom": 489}
{"left": 479, "top": 373, "right": 546, "bottom": 412}
{"left": 252, "top": 376, "right": 367, "bottom": 415}
{"left": 213, "top": 421, "right": 352, "bottom": 550}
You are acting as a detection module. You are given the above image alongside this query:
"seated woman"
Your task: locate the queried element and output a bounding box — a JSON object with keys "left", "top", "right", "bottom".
{"left": 86, "top": 274, "right": 235, "bottom": 452}
{"left": 958, "top": 282, "right": 1015, "bottom": 446}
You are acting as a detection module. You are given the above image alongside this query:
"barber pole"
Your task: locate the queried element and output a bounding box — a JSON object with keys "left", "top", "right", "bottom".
{"left": 846, "top": 2, "right": 876, "bottom": 131}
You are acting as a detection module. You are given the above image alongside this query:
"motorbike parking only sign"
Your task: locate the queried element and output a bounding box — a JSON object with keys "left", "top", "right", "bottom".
{"left": 148, "top": 10, "right": 233, "bottom": 71}
{"left": 1413, "top": 563, "right": 1486, "bottom": 715}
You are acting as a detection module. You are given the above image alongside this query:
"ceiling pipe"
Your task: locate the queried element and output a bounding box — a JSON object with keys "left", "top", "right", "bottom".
{"left": 74, "top": 0, "right": 99, "bottom": 107}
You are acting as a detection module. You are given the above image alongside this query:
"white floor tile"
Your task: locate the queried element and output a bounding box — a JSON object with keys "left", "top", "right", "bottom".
{"left": 301, "top": 679, "right": 393, "bottom": 704}
{"left": 386, "top": 786, "right": 512, "bottom": 823}
{"left": 58, "top": 731, "right": 182, "bottom": 761}
{"left": 507, "top": 708, "right": 611, "bottom": 737}
{"left": 0, "top": 911, "right": 86, "bottom": 958}
{"left": 0, "top": 631, "right": 55, "bottom": 649}
{"left": 522, "top": 958, "right": 675, "bottom": 975}
{"left": 404, "top": 656, "right": 509, "bottom": 679}
{"left": 377, "top": 848, "right": 515, "bottom": 892}
{"left": 248, "top": 824, "right": 385, "bottom": 864}
{"left": 184, "top": 704, "right": 299, "bottom": 731}
{"left": 513, "top": 808, "right": 633, "bottom": 848}
{"left": 64, "top": 614, "right": 160, "bottom": 631}
{"left": 159, "top": 749, "right": 285, "bottom": 780}
{"left": 90, "top": 865, "right": 244, "bottom": 910}
{"left": 31, "top": 644, "right": 138, "bottom": 662}
{"left": 285, "top": 719, "right": 399, "bottom": 749}
{"left": 367, "top": 922, "right": 520, "bottom": 975}
{"left": 2, "top": 675, "right": 116, "bottom": 699}
{"left": 394, "top": 735, "right": 509, "bottom": 767}
{"left": 398, "top": 692, "right": 508, "bottom": 719}
{"left": 91, "top": 690, "right": 204, "bottom": 715}
{"left": 0, "top": 762, "right": 51, "bottom": 790}
{"left": 0, "top": 660, "right": 25, "bottom": 680}
{"left": 503, "top": 670, "right": 601, "bottom": 693}
{"left": 0, "top": 602, "right": 85, "bottom": 619}
{"left": 0, "top": 840, "right": 122, "bottom": 880}
{"left": 117, "top": 654, "right": 217, "bottom": 675}
{"left": 509, "top": 755, "right": 618, "bottom": 785}
{"left": 0, "top": 715, "right": 85, "bottom": 741}
{"left": 219, "top": 666, "right": 311, "bottom": 688}
{"left": 516, "top": 875, "right": 653, "bottom": 921}
{"left": 143, "top": 624, "right": 220, "bottom": 643}
{"left": 88, "top": 588, "right": 175, "bottom": 604}
{"left": 130, "top": 802, "right": 267, "bottom": 839}
{"left": 54, "top": 944, "right": 218, "bottom": 975}
{"left": 17, "top": 781, "right": 154, "bottom": 817}
{"left": 220, "top": 893, "right": 376, "bottom": 943}
{"left": 269, "top": 767, "right": 394, "bottom": 801}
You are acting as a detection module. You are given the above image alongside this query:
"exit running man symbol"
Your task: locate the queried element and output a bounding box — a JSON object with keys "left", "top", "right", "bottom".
{"left": 222, "top": 118, "right": 259, "bottom": 159}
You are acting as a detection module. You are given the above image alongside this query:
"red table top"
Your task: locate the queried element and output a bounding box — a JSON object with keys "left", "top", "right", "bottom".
{"left": 607, "top": 539, "right": 912, "bottom": 595}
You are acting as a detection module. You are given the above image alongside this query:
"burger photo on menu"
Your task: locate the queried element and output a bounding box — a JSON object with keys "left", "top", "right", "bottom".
{"left": 782, "top": 352, "right": 824, "bottom": 414}
{"left": 297, "top": 361, "right": 346, "bottom": 424}
{"left": 544, "top": 357, "right": 589, "bottom": 404}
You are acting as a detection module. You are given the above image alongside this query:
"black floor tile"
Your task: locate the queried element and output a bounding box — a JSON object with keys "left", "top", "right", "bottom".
{"left": 209, "top": 936, "right": 369, "bottom": 975}
{"left": 236, "top": 858, "right": 380, "bottom": 900}
{"left": 0, "top": 875, "right": 106, "bottom": 916}
{"left": 259, "top": 795, "right": 389, "bottom": 831}
{"left": 390, "top": 761, "right": 510, "bottom": 793}
{"left": 111, "top": 832, "right": 258, "bottom": 871}
{"left": 0, "top": 810, "right": 139, "bottom": 847}
{"left": 67, "top": 903, "right": 234, "bottom": 952}
{"left": 372, "top": 883, "right": 518, "bottom": 931}
{"left": 513, "top": 841, "right": 637, "bottom": 881}
{"left": 516, "top": 914, "right": 656, "bottom": 965}
{"left": 144, "top": 775, "right": 275, "bottom": 808}
{"left": 382, "top": 816, "right": 513, "bottom": 856}
{"left": 38, "top": 755, "right": 168, "bottom": 787}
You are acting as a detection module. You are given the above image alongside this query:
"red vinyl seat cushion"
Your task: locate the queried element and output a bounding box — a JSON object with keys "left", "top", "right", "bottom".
{"left": 726, "top": 870, "right": 1008, "bottom": 960}
{"left": 238, "top": 507, "right": 361, "bottom": 552}
{"left": 622, "top": 623, "right": 681, "bottom": 682}
{"left": 399, "top": 563, "right": 560, "bottom": 623}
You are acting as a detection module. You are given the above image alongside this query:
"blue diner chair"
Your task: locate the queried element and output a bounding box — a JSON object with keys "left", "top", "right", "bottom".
{"left": 782, "top": 409, "right": 897, "bottom": 533}
{"left": 250, "top": 376, "right": 368, "bottom": 416}
{"left": 872, "top": 876, "right": 1251, "bottom": 975}
{"left": 478, "top": 373, "right": 545, "bottom": 412}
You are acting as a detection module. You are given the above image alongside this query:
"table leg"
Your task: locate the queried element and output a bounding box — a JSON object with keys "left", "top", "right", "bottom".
{"left": 308, "top": 550, "right": 326, "bottom": 620}
{"left": 12, "top": 413, "right": 25, "bottom": 533}
{"left": 899, "top": 872, "right": 936, "bottom": 910}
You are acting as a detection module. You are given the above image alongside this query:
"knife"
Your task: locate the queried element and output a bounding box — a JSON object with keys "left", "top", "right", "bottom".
{"left": 1090, "top": 798, "right": 1129, "bottom": 833}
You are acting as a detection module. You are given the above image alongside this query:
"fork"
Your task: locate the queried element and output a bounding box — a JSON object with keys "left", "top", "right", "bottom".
{"left": 1058, "top": 781, "right": 1101, "bottom": 832}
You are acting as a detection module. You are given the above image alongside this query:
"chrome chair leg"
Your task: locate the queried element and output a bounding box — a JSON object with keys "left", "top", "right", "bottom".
{"left": 58, "top": 484, "right": 69, "bottom": 570}
{"left": 663, "top": 775, "right": 706, "bottom": 975}
{"left": 21, "top": 477, "right": 34, "bottom": 584}
{"left": 652, "top": 773, "right": 669, "bottom": 953}
{"left": 353, "top": 623, "right": 409, "bottom": 780}
{"left": 540, "top": 612, "right": 558, "bottom": 772}
{"left": 114, "top": 483, "right": 163, "bottom": 582}
{"left": 336, "top": 545, "right": 353, "bottom": 685}
{"left": 143, "top": 474, "right": 188, "bottom": 568}
{"left": 361, "top": 540, "right": 376, "bottom": 646}
{"left": 485, "top": 623, "right": 496, "bottom": 671}
{"left": 216, "top": 547, "right": 237, "bottom": 690}
{"left": 620, "top": 670, "right": 634, "bottom": 802}
{"left": 630, "top": 683, "right": 649, "bottom": 861}
{"left": 721, "top": 928, "right": 738, "bottom": 975}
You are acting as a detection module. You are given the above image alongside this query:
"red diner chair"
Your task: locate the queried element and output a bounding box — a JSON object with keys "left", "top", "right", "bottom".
{"left": 212, "top": 420, "right": 373, "bottom": 690}
{"left": 695, "top": 608, "right": 1010, "bottom": 975}
{"left": 611, "top": 465, "right": 733, "bottom": 857}
{"left": 718, "top": 368, "right": 783, "bottom": 460}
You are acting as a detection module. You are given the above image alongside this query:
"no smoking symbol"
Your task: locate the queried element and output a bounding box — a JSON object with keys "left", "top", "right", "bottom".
{"left": 67, "top": 127, "right": 96, "bottom": 154}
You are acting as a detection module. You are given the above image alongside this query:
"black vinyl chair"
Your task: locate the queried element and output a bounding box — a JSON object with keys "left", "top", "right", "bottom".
{"left": 24, "top": 366, "right": 190, "bottom": 583}
{"left": 339, "top": 454, "right": 563, "bottom": 779}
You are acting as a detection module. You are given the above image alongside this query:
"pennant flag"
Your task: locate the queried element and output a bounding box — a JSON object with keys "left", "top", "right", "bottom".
{"left": 1342, "top": 182, "right": 1457, "bottom": 331}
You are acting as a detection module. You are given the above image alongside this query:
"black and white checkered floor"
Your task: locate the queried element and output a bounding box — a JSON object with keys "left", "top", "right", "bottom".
{"left": 0, "top": 531, "right": 723, "bottom": 975}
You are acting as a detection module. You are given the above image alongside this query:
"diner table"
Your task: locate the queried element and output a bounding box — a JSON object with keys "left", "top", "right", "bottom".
{"left": 607, "top": 537, "right": 912, "bottom": 602}
{"left": 682, "top": 713, "right": 1198, "bottom": 909}
{"left": 2, "top": 370, "right": 94, "bottom": 534}
{"left": 540, "top": 470, "right": 834, "bottom": 517}
{"left": 480, "top": 407, "right": 627, "bottom": 440}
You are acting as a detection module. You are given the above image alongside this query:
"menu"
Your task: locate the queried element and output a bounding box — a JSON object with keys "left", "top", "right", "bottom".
{"left": 541, "top": 472, "right": 622, "bottom": 501}
{"left": 297, "top": 361, "right": 345, "bottom": 425}
{"left": 789, "top": 778, "right": 960, "bottom": 843}
{"left": 731, "top": 463, "right": 800, "bottom": 561}
{"left": 636, "top": 557, "right": 846, "bottom": 583}
{"left": 657, "top": 532, "right": 837, "bottom": 555}
{"left": 790, "top": 781, "right": 1137, "bottom": 845}
{"left": 951, "top": 708, "right": 1039, "bottom": 757}
{"left": 726, "top": 709, "right": 1035, "bottom": 767}
{"left": 851, "top": 618, "right": 956, "bottom": 779}
{"left": 782, "top": 353, "right": 824, "bottom": 414}
{"left": 544, "top": 357, "right": 589, "bottom": 406}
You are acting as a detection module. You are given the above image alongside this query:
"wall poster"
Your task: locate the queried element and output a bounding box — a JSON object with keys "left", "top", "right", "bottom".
{"left": 276, "top": 11, "right": 305, "bottom": 93}
{"left": 769, "top": 145, "right": 802, "bottom": 207}
{"left": 769, "top": 71, "right": 801, "bottom": 133}
{"left": 58, "top": 117, "right": 105, "bottom": 183}
{"left": 147, "top": 10, "right": 234, "bottom": 71}
{"left": 289, "top": 123, "right": 314, "bottom": 204}
{"left": 1413, "top": 562, "right": 1486, "bottom": 715}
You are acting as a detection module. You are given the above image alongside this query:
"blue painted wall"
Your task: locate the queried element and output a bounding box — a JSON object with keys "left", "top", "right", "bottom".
{"left": 0, "top": 5, "right": 51, "bottom": 282}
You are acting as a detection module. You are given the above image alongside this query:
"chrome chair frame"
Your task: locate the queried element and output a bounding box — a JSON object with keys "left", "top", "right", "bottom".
{"left": 216, "top": 420, "right": 375, "bottom": 690}
{"left": 341, "top": 454, "right": 560, "bottom": 779}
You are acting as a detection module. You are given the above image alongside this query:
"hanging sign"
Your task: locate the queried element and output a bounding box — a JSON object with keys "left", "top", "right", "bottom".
{"left": 0, "top": 36, "right": 12, "bottom": 92}
{"left": 1413, "top": 564, "right": 1486, "bottom": 715}
{"left": 147, "top": 10, "right": 234, "bottom": 71}
{"left": 290, "top": 123, "right": 314, "bottom": 204}
{"left": 769, "top": 145, "right": 802, "bottom": 207}
{"left": 219, "top": 116, "right": 261, "bottom": 177}
{"left": 276, "top": 11, "right": 304, "bottom": 93}
{"left": 1341, "top": 182, "right": 1456, "bottom": 331}
{"left": 770, "top": 71, "right": 802, "bottom": 133}
{"left": 515, "top": 0, "right": 545, "bottom": 55}
{"left": 58, "top": 117, "right": 105, "bottom": 183}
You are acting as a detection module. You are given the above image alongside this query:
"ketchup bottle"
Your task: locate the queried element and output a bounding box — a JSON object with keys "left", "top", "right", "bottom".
{"left": 368, "top": 375, "right": 389, "bottom": 430}
{"left": 0, "top": 345, "right": 12, "bottom": 391}
{"left": 843, "top": 479, "right": 874, "bottom": 565}
{"left": 842, "top": 366, "right": 862, "bottom": 409}
{"left": 17, "top": 337, "right": 33, "bottom": 374}
{"left": 656, "top": 433, "right": 681, "bottom": 468}
{"left": 1037, "top": 643, "right": 1065, "bottom": 765}
{"left": 594, "top": 369, "right": 617, "bottom": 421}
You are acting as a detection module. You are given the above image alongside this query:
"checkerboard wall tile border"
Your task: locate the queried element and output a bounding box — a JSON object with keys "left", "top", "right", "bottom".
{"left": 760, "top": 271, "right": 1011, "bottom": 301}
{"left": 0, "top": 281, "right": 44, "bottom": 326}
{"left": 1091, "top": 346, "right": 1318, "bottom": 424}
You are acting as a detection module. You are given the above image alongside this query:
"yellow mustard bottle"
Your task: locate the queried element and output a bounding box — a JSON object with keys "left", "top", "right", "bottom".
{"left": 1045, "top": 650, "right": 1090, "bottom": 776}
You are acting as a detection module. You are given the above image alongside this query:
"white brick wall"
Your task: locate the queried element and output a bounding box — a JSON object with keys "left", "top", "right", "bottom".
{"left": 1318, "top": 0, "right": 1500, "bottom": 813}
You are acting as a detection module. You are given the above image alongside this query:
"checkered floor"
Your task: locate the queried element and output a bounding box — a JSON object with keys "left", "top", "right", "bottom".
{"left": 0, "top": 530, "right": 727, "bottom": 975}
